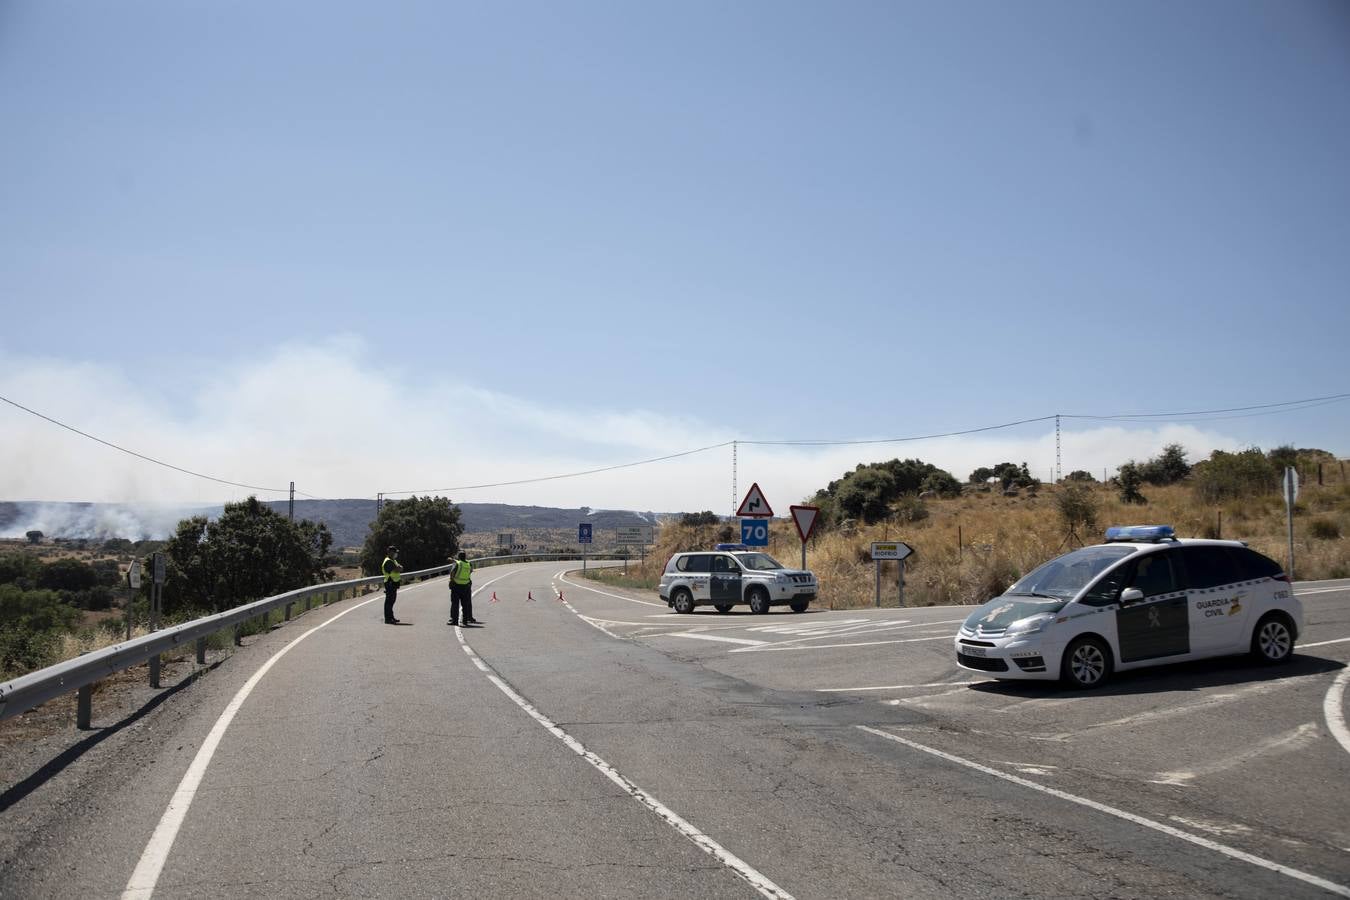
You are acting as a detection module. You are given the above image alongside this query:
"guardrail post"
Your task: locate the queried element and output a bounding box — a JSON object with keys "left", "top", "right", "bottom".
{"left": 149, "top": 653, "right": 161, "bottom": 689}
{"left": 77, "top": 683, "right": 92, "bottom": 729}
{"left": 305, "top": 594, "right": 312, "bottom": 612}
{"left": 196, "top": 636, "right": 207, "bottom": 664}
{"left": 234, "top": 624, "right": 243, "bottom": 646}
{"left": 284, "top": 602, "right": 293, "bottom": 622}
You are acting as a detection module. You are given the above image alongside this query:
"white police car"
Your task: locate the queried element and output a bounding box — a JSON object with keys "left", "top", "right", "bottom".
{"left": 955, "top": 526, "right": 1303, "bottom": 688}
{"left": 658, "top": 545, "right": 818, "bottom": 614}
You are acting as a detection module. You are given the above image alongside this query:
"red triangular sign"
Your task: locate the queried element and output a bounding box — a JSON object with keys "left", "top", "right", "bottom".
{"left": 790, "top": 505, "right": 820, "bottom": 542}
{"left": 737, "top": 482, "right": 773, "bottom": 517}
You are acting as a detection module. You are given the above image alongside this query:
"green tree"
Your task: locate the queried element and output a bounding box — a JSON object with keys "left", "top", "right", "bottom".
{"left": 1191, "top": 448, "right": 1276, "bottom": 504}
{"left": 1117, "top": 462, "right": 1147, "bottom": 505}
{"left": 361, "top": 496, "right": 463, "bottom": 575}
{"left": 835, "top": 467, "right": 897, "bottom": 524}
{"left": 0, "top": 553, "right": 41, "bottom": 588}
{"left": 38, "top": 558, "right": 101, "bottom": 592}
{"left": 969, "top": 466, "right": 995, "bottom": 484}
{"left": 920, "top": 470, "right": 963, "bottom": 498}
{"left": 1266, "top": 444, "right": 1298, "bottom": 473}
{"left": 1065, "top": 470, "right": 1096, "bottom": 483}
{"left": 1139, "top": 443, "right": 1191, "bottom": 485}
{"left": 159, "top": 496, "right": 334, "bottom": 615}
{"left": 1056, "top": 483, "right": 1099, "bottom": 535}
{"left": 25, "top": 530, "right": 42, "bottom": 544}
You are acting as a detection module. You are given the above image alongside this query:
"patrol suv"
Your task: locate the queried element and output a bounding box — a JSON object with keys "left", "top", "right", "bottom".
{"left": 955, "top": 526, "right": 1303, "bottom": 689}
{"left": 659, "top": 545, "right": 818, "bottom": 614}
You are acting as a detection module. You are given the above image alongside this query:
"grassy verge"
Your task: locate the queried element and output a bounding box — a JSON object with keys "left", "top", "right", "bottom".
{"left": 577, "top": 566, "right": 660, "bottom": 592}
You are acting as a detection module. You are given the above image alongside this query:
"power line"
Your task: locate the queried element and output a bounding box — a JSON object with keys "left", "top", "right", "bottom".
{"left": 1064, "top": 392, "right": 1350, "bottom": 420}
{"left": 0, "top": 392, "right": 291, "bottom": 494}
{"left": 738, "top": 414, "right": 1059, "bottom": 446}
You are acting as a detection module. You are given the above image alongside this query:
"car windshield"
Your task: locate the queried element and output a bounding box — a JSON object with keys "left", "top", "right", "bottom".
{"left": 735, "top": 553, "right": 785, "bottom": 571}
{"left": 1005, "top": 545, "right": 1137, "bottom": 600}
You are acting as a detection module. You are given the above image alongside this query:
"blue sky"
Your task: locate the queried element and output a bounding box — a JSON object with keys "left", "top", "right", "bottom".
{"left": 1, "top": 1, "right": 1347, "bottom": 514}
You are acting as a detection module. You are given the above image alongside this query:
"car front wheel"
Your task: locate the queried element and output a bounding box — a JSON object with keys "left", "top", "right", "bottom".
{"left": 1251, "top": 613, "right": 1295, "bottom": 664}
{"left": 789, "top": 599, "right": 809, "bottom": 613}
{"left": 714, "top": 604, "right": 733, "bottom": 614}
{"left": 1061, "top": 636, "right": 1112, "bottom": 689}
{"left": 748, "top": 588, "right": 770, "bottom": 615}
{"left": 672, "top": 589, "right": 695, "bottom": 615}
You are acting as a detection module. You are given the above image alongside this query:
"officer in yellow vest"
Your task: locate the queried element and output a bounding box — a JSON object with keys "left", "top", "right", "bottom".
{"left": 382, "top": 546, "right": 403, "bottom": 624}
{"left": 448, "top": 550, "right": 477, "bottom": 626}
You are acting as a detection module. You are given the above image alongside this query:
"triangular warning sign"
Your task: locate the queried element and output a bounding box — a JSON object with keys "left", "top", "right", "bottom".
{"left": 790, "top": 505, "right": 820, "bottom": 542}
{"left": 737, "top": 483, "right": 773, "bottom": 517}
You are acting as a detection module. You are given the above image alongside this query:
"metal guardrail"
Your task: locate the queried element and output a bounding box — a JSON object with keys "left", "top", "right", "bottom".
{"left": 0, "top": 552, "right": 627, "bottom": 727}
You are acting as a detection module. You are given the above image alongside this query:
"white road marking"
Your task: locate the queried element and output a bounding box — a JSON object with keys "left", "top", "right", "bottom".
{"left": 1295, "top": 587, "right": 1350, "bottom": 596}
{"left": 662, "top": 632, "right": 769, "bottom": 647}
{"left": 817, "top": 681, "right": 981, "bottom": 692}
{"left": 1168, "top": 816, "right": 1255, "bottom": 838}
{"left": 1150, "top": 723, "right": 1321, "bottom": 786}
{"left": 999, "top": 761, "right": 1059, "bottom": 777}
{"left": 885, "top": 686, "right": 972, "bottom": 704}
{"left": 122, "top": 573, "right": 515, "bottom": 900}
{"left": 1322, "top": 666, "right": 1350, "bottom": 760}
{"left": 558, "top": 572, "right": 666, "bottom": 607}
{"left": 456, "top": 632, "right": 794, "bottom": 899}
{"left": 731, "top": 634, "right": 953, "bottom": 653}
{"left": 859, "top": 726, "right": 1350, "bottom": 898}
{"left": 1301, "top": 636, "right": 1350, "bottom": 649}
{"left": 1046, "top": 681, "right": 1294, "bottom": 740}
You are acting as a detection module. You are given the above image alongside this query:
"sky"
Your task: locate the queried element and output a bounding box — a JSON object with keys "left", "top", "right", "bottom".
{"left": 1, "top": 1, "right": 1347, "bottom": 517}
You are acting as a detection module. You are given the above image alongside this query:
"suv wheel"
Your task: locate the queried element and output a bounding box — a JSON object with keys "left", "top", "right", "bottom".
{"left": 714, "top": 604, "right": 733, "bottom": 614}
{"left": 789, "top": 599, "right": 809, "bottom": 613}
{"left": 1251, "top": 613, "right": 1295, "bottom": 664}
{"left": 672, "top": 589, "right": 695, "bottom": 615}
{"left": 1061, "top": 636, "right": 1112, "bottom": 689}
{"left": 748, "top": 588, "right": 771, "bottom": 615}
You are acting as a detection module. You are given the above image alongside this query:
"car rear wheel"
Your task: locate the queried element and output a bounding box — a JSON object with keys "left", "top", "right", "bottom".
{"left": 748, "top": 588, "right": 771, "bottom": 615}
{"left": 714, "top": 604, "right": 733, "bottom": 614}
{"left": 1251, "top": 613, "right": 1294, "bottom": 664}
{"left": 672, "top": 589, "right": 695, "bottom": 615}
{"left": 1061, "top": 636, "right": 1112, "bottom": 689}
{"left": 789, "top": 599, "right": 809, "bottom": 613}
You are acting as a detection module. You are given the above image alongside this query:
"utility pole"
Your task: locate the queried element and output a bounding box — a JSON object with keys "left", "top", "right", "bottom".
{"left": 376, "top": 493, "right": 384, "bottom": 517}
{"left": 731, "top": 440, "right": 738, "bottom": 518}
{"left": 1055, "top": 414, "right": 1061, "bottom": 484}
{"left": 289, "top": 481, "right": 295, "bottom": 521}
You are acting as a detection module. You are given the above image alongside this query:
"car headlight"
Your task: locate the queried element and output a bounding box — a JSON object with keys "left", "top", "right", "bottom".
{"left": 1004, "top": 613, "right": 1053, "bottom": 637}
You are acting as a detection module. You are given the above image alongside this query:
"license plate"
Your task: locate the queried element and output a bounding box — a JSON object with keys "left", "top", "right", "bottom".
{"left": 961, "top": 646, "right": 988, "bottom": 658}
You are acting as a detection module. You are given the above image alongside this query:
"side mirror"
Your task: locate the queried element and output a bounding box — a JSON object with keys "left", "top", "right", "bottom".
{"left": 1120, "top": 588, "right": 1144, "bottom": 605}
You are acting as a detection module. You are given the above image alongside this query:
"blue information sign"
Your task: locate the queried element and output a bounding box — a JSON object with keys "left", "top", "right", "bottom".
{"left": 578, "top": 523, "right": 593, "bottom": 544}
{"left": 740, "top": 519, "right": 769, "bottom": 547}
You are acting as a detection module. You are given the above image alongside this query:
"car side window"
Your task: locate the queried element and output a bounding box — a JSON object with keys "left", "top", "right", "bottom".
{"left": 1128, "top": 551, "right": 1180, "bottom": 598}
{"left": 711, "top": 555, "right": 733, "bottom": 573}
{"left": 678, "top": 554, "right": 712, "bottom": 573}
{"left": 1227, "top": 547, "right": 1282, "bottom": 580}
{"left": 1182, "top": 546, "right": 1241, "bottom": 590}
{"left": 1079, "top": 562, "right": 1131, "bottom": 606}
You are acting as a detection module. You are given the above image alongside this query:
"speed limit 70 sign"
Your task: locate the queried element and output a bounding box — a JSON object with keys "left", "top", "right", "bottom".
{"left": 741, "top": 519, "right": 769, "bottom": 547}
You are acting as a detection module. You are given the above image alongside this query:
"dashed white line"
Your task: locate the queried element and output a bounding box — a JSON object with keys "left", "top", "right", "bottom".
{"left": 1300, "top": 636, "right": 1350, "bottom": 649}
{"left": 859, "top": 725, "right": 1350, "bottom": 898}
{"left": 731, "top": 634, "right": 953, "bottom": 653}
{"left": 817, "top": 681, "right": 981, "bottom": 692}
{"left": 662, "top": 632, "right": 769, "bottom": 647}
{"left": 455, "top": 622, "right": 794, "bottom": 899}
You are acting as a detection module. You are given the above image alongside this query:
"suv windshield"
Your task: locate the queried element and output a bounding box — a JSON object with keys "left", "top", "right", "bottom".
{"left": 735, "top": 553, "right": 785, "bottom": 571}
{"left": 1005, "top": 545, "right": 1137, "bottom": 600}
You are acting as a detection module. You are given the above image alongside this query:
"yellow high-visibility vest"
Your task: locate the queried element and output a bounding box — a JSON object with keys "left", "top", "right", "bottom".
{"left": 382, "top": 557, "right": 401, "bottom": 583}
{"left": 452, "top": 559, "right": 472, "bottom": 584}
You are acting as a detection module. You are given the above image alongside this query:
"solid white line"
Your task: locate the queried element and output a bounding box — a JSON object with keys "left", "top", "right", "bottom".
{"left": 1301, "top": 636, "right": 1350, "bottom": 649}
{"left": 858, "top": 726, "right": 1350, "bottom": 898}
{"left": 817, "top": 681, "right": 981, "bottom": 692}
{"left": 123, "top": 593, "right": 384, "bottom": 899}
{"left": 559, "top": 572, "right": 667, "bottom": 607}
{"left": 1323, "top": 667, "right": 1350, "bottom": 760}
{"left": 455, "top": 631, "right": 794, "bottom": 899}
{"left": 662, "top": 632, "right": 769, "bottom": 647}
{"left": 731, "top": 634, "right": 953, "bottom": 653}
{"left": 1295, "top": 587, "right": 1350, "bottom": 596}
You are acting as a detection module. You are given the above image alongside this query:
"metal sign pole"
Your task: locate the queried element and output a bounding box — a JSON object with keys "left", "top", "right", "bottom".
{"left": 874, "top": 560, "right": 881, "bottom": 608}
{"left": 1284, "top": 466, "right": 1298, "bottom": 580}
{"left": 898, "top": 559, "right": 906, "bottom": 608}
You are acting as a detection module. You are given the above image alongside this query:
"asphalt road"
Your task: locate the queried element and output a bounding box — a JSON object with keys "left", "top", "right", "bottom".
{"left": 1, "top": 566, "right": 1348, "bottom": 899}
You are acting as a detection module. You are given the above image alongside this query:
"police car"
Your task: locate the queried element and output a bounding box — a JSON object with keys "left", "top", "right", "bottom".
{"left": 955, "top": 526, "right": 1303, "bottom": 688}
{"left": 658, "top": 545, "right": 818, "bottom": 614}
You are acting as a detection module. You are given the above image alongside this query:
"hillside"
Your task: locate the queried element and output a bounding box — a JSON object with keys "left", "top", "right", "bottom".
{"left": 0, "top": 499, "right": 663, "bottom": 549}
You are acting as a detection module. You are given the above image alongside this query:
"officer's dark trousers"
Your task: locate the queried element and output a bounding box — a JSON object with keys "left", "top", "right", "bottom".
{"left": 384, "top": 581, "right": 398, "bottom": 621}
{"left": 451, "top": 582, "right": 472, "bottom": 624}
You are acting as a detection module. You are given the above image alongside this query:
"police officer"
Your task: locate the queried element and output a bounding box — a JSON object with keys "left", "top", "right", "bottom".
{"left": 382, "top": 546, "right": 403, "bottom": 624}
{"left": 448, "top": 550, "right": 477, "bottom": 626}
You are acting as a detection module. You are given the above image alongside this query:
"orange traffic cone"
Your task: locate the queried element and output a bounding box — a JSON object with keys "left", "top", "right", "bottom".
{"left": 490, "top": 591, "right": 499, "bottom": 603}
{"left": 527, "top": 591, "right": 535, "bottom": 602}
{"left": 557, "top": 591, "right": 565, "bottom": 602}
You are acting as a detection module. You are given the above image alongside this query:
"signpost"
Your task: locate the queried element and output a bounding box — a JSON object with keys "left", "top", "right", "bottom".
{"left": 126, "top": 557, "right": 141, "bottom": 640}
{"left": 579, "top": 523, "right": 592, "bottom": 571}
{"left": 615, "top": 525, "right": 654, "bottom": 545}
{"left": 150, "top": 552, "right": 166, "bottom": 687}
{"left": 870, "top": 541, "right": 914, "bottom": 607}
{"left": 790, "top": 505, "right": 820, "bottom": 569}
{"left": 1283, "top": 466, "right": 1299, "bottom": 580}
{"left": 498, "top": 532, "right": 514, "bottom": 549}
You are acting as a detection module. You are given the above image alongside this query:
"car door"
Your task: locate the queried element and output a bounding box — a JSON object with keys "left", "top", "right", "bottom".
{"left": 1179, "top": 546, "right": 1249, "bottom": 655}
{"left": 709, "top": 554, "right": 742, "bottom": 604}
{"left": 678, "top": 554, "right": 713, "bottom": 601}
{"left": 1115, "top": 549, "right": 1190, "bottom": 664}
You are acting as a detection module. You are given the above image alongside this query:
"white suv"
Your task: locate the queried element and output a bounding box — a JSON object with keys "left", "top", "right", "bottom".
{"left": 659, "top": 546, "right": 818, "bottom": 614}
{"left": 954, "top": 525, "right": 1303, "bottom": 688}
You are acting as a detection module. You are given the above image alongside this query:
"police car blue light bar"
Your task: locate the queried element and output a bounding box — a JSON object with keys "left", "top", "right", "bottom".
{"left": 714, "top": 543, "right": 751, "bottom": 552}
{"left": 1105, "top": 525, "right": 1175, "bottom": 542}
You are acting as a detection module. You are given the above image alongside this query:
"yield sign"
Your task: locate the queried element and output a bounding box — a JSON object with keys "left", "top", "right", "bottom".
{"left": 790, "top": 505, "right": 820, "bottom": 542}
{"left": 736, "top": 482, "right": 773, "bottom": 517}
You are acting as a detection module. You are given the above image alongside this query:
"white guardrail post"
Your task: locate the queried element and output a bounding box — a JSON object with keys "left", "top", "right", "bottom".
{"left": 0, "top": 553, "right": 620, "bottom": 729}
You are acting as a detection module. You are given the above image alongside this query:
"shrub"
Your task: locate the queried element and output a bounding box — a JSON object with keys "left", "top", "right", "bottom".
{"left": 1118, "top": 463, "right": 1147, "bottom": 505}
{"left": 1308, "top": 517, "right": 1342, "bottom": 541}
{"left": 1191, "top": 448, "right": 1275, "bottom": 504}
{"left": 893, "top": 495, "right": 929, "bottom": 524}
{"left": 1056, "top": 483, "right": 1098, "bottom": 533}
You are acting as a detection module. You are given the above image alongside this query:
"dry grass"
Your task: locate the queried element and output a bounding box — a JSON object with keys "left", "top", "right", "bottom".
{"left": 616, "top": 476, "right": 1350, "bottom": 610}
